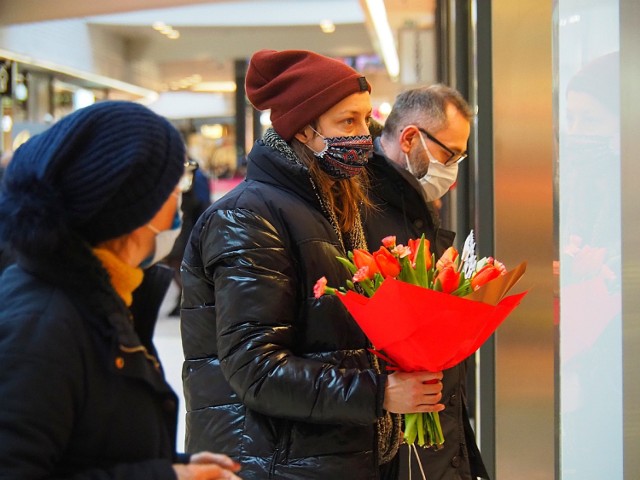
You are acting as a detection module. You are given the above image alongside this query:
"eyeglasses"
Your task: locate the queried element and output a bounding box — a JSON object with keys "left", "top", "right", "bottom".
{"left": 416, "top": 127, "right": 468, "bottom": 166}
{"left": 178, "top": 157, "right": 199, "bottom": 192}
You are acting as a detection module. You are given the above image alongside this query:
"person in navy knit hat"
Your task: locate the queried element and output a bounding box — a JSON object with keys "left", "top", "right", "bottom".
{"left": 180, "top": 50, "right": 444, "bottom": 479}
{"left": 0, "top": 101, "right": 241, "bottom": 479}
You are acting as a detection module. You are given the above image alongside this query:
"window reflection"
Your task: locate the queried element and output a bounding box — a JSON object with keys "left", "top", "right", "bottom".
{"left": 558, "top": 7, "right": 622, "bottom": 476}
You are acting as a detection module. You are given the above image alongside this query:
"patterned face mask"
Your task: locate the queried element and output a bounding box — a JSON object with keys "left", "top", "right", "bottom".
{"left": 307, "top": 128, "right": 373, "bottom": 179}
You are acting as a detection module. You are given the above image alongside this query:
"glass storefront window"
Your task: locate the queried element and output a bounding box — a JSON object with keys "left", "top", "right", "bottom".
{"left": 556, "top": 1, "right": 621, "bottom": 478}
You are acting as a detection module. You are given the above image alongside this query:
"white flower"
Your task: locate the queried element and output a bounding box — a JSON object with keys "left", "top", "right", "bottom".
{"left": 460, "top": 230, "right": 477, "bottom": 278}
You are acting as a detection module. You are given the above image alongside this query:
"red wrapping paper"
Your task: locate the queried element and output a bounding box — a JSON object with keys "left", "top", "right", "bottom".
{"left": 339, "top": 263, "right": 528, "bottom": 372}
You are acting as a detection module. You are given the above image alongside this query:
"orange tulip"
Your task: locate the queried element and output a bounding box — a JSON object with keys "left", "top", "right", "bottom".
{"left": 352, "top": 249, "right": 380, "bottom": 279}
{"left": 470, "top": 264, "right": 501, "bottom": 291}
{"left": 471, "top": 258, "right": 507, "bottom": 291}
{"left": 373, "top": 246, "right": 401, "bottom": 278}
{"left": 436, "top": 246, "right": 458, "bottom": 271}
{"left": 434, "top": 266, "right": 460, "bottom": 294}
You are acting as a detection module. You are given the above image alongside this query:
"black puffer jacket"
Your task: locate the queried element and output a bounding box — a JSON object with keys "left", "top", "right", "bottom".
{"left": 0, "top": 244, "right": 181, "bottom": 479}
{"left": 363, "top": 142, "right": 489, "bottom": 480}
{"left": 181, "top": 137, "right": 387, "bottom": 479}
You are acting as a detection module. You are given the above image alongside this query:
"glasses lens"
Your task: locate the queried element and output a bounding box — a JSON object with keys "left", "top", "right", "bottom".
{"left": 178, "top": 174, "right": 193, "bottom": 192}
{"left": 445, "top": 152, "right": 468, "bottom": 166}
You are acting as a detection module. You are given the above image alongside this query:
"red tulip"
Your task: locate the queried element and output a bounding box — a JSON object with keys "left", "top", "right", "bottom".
{"left": 471, "top": 258, "right": 507, "bottom": 291}
{"left": 434, "top": 266, "right": 461, "bottom": 294}
{"left": 470, "top": 264, "right": 501, "bottom": 291}
{"left": 352, "top": 249, "right": 380, "bottom": 279}
{"left": 373, "top": 246, "right": 401, "bottom": 278}
{"left": 407, "top": 238, "right": 420, "bottom": 261}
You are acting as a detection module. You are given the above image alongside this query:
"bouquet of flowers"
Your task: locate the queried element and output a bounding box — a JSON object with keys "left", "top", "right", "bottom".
{"left": 313, "top": 231, "right": 527, "bottom": 450}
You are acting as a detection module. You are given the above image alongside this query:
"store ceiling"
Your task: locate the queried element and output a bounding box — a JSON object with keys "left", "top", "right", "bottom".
{"left": 86, "top": 0, "right": 373, "bottom": 91}
{"left": 0, "top": 0, "right": 435, "bottom": 97}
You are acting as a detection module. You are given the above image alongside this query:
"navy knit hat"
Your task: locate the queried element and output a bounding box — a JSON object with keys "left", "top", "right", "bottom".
{"left": 0, "top": 101, "right": 184, "bottom": 255}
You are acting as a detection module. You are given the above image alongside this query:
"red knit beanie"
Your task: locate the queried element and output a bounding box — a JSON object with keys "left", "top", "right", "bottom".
{"left": 245, "top": 49, "right": 371, "bottom": 141}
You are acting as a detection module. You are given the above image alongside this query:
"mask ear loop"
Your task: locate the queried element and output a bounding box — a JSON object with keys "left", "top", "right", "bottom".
{"left": 404, "top": 152, "right": 420, "bottom": 178}
{"left": 405, "top": 127, "right": 431, "bottom": 179}
{"left": 417, "top": 129, "right": 440, "bottom": 166}
{"left": 306, "top": 126, "right": 329, "bottom": 156}
{"left": 146, "top": 192, "right": 182, "bottom": 234}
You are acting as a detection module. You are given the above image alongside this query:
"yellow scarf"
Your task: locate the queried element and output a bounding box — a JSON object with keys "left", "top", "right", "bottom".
{"left": 92, "top": 248, "right": 144, "bottom": 307}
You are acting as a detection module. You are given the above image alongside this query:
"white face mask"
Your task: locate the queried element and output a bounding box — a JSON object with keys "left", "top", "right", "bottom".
{"left": 411, "top": 131, "right": 459, "bottom": 201}
{"left": 140, "top": 194, "right": 183, "bottom": 269}
{"left": 404, "top": 143, "right": 430, "bottom": 179}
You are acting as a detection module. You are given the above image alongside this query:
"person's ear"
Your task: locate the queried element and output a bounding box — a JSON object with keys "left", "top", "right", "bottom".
{"left": 399, "top": 126, "right": 419, "bottom": 154}
{"left": 294, "top": 125, "right": 316, "bottom": 144}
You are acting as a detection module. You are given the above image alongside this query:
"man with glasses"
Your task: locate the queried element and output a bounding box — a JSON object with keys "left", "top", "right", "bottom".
{"left": 365, "top": 85, "right": 489, "bottom": 480}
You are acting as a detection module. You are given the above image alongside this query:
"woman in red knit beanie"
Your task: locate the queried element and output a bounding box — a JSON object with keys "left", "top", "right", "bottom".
{"left": 181, "top": 49, "right": 444, "bottom": 480}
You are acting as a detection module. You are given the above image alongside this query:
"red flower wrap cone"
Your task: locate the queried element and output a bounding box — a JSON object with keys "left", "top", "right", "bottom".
{"left": 339, "top": 265, "right": 527, "bottom": 372}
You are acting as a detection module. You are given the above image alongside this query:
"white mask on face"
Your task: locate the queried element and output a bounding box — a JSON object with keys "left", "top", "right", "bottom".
{"left": 415, "top": 131, "right": 459, "bottom": 201}
{"left": 140, "top": 194, "right": 183, "bottom": 269}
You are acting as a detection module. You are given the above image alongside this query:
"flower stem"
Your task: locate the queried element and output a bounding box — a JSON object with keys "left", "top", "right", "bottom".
{"left": 403, "top": 413, "right": 418, "bottom": 445}
{"left": 404, "top": 411, "right": 445, "bottom": 449}
{"left": 432, "top": 411, "right": 444, "bottom": 448}
{"left": 417, "top": 412, "right": 426, "bottom": 446}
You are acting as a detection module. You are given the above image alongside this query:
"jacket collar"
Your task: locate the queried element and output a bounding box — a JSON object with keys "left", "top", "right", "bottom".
{"left": 370, "top": 138, "right": 436, "bottom": 217}
{"left": 16, "top": 238, "right": 172, "bottom": 394}
{"left": 17, "top": 237, "right": 124, "bottom": 334}
{"left": 368, "top": 139, "right": 456, "bottom": 257}
{"left": 245, "top": 130, "right": 321, "bottom": 208}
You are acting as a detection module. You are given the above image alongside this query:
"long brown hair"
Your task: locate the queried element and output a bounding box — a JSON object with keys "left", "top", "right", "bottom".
{"left": 290, "top": 139, "right": 372, "bottom": 234}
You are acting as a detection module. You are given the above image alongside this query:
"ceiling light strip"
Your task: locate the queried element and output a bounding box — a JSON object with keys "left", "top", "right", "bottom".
{"left": 363, "top": 0, "right": 400, "bottom": 79}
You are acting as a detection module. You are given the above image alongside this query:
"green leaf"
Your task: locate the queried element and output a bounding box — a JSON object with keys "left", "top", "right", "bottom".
{"left": 417, "top": 412, "right": 425, "bottom": 446}
{"left": 359, "top": 278, "right": 376, "bottom": 297}
{"left": 415, "top": 235, "right": 428, "bottom": 288}
{"left": 451, "top": 279, "right": 471, "bottom": 297}
{"left": 433, "top": 412, "right": 445, "bottom": 446}
{"left": 427, "top": 253, "right": 436, "bottom": 288}
{"left": 398, "top": 256, "right": 418, "bottom": 285}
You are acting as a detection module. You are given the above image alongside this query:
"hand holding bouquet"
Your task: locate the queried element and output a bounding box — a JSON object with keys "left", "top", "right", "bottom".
{"left": 314, "top": 232, "right": 526, "bottom": 450}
